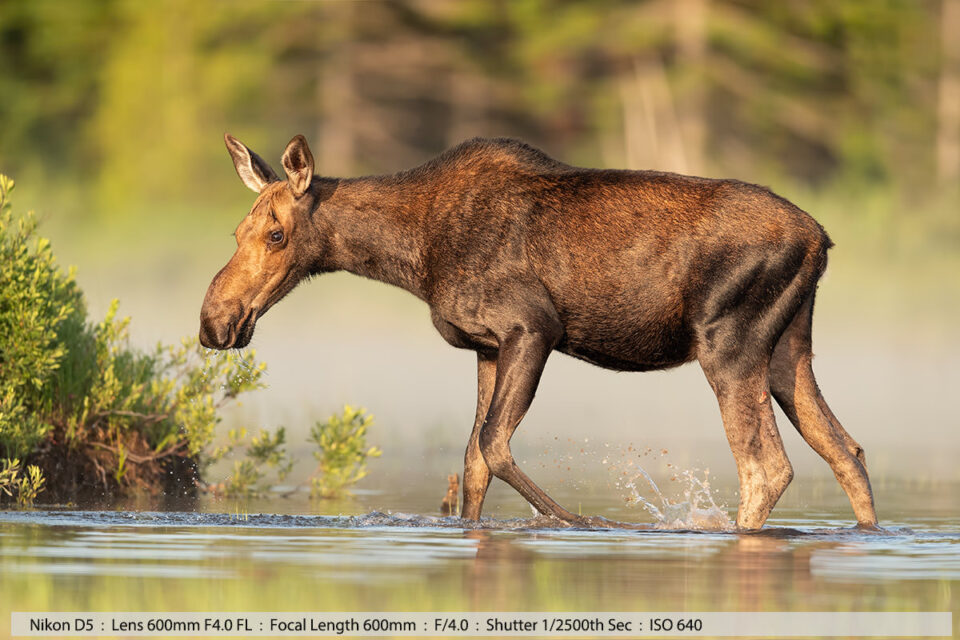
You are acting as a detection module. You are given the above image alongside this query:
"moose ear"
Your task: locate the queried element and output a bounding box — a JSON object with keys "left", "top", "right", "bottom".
{"left": 224, "top": 134, "right": 279, "bottom": 193}
{"left": 281, "top": 134, "right": 315, "bottom": 198}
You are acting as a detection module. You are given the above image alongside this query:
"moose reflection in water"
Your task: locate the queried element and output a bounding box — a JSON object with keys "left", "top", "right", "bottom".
{"left": 199, "top": 133, "right": 877, "bottom": 531}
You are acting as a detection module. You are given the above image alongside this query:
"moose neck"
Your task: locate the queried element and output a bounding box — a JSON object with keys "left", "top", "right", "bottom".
{"left": 314, "top": 174, "right": 430, "bottom": 299}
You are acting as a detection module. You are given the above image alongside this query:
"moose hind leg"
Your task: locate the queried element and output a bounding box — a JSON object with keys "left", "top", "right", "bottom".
{"left": 704, "top": 365, "right": 794, "bottom": 530}
{"left": 769, "top": 298, "right": 878, "bottom": 527}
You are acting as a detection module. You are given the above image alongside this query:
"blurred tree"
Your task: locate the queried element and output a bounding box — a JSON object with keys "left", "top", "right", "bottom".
{"left": 91, "top": 1, "right": 303, "bottom": 211}
{"left": 937, "top": 0, "right": 960, "bottom": 185}
{"left": 0, "top": 1, "right": 118, "bottom": 181}
{"left": 0, "top": 0, "right": 954, "bottom": 221}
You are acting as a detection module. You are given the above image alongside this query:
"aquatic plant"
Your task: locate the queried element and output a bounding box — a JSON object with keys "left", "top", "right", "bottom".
{"left": 0, "top": 459, "right": 45, "bottom": 507}
{"left": 0, "top": 175, "right": 266, "bottom": 503}
{"left": 308, "top": 405, "right": 381, "bottom": 499}
{"left": 203, "top": 427, "right": 293, "bottom": 498}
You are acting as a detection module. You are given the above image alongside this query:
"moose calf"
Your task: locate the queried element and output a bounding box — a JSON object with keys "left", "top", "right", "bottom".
{"left": 200, "top": 134, "right": 878, "bottom": 530}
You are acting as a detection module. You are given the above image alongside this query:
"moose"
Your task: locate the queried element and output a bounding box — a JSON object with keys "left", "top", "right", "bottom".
{"left": 199, "top": 133, "right": 878, "bottom": 531}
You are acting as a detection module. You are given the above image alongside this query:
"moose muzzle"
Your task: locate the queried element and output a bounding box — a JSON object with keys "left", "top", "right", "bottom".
{"left": 199, "top": 298, "right": 260, "bottom": 349}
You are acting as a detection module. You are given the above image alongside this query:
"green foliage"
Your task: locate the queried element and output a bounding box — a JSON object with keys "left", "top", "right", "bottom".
{"left": 0, "top": 174, "right": 85, "bottom": 459}
{"left": 248, "top": 427, "right": 294, "bottom": 480}
{"left": 309, "top": 405, "right": 381, "bottom": 499}
{"left": 223, "top": 460, "right": 264, "bottom": 500}
{"left": 0, "top": 459, "right": 45, "bottom": 507}
{"left": 206, "top": 427, "right": 293, "bottom": 499}
{"left": 0, "top": 175, "right": 266, "bottom": 502}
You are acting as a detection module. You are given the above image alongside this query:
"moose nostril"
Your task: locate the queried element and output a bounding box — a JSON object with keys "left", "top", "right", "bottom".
{"left": 199, "top": 316, "right": 216, "bottom": 348}
{"left": 200, "top": 314, "right": 233, "bottom": 349}
{"left": 224, "top": 318, "right": 237, "bottom": 344}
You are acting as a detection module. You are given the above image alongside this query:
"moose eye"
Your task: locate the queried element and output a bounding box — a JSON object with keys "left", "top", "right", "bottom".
{"left": 269, "top": 230, "right": 284, "bottom": 244}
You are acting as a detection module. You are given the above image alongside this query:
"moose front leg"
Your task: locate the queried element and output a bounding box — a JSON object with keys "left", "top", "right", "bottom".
{"left": 461, "top": 352, "right": 496, "bottom": 520}
{"left": 477, "top": 324, "right": 580, "bottom": 523}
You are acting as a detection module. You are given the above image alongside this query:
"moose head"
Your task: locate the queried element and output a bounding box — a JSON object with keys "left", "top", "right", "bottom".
{"left": 199, "top": 134, "right": 321, "bottom": 349}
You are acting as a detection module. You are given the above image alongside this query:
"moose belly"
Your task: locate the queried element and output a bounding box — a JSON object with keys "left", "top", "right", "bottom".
{"left": 554, "top": 305, "right": 696, "bottom": 372}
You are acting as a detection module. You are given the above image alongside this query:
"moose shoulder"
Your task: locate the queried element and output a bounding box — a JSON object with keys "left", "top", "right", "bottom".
{"left": 200, "top": 134, "right": 878, "bottom": 531}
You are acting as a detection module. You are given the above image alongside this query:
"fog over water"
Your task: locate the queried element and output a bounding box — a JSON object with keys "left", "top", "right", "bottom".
{"left": 69, "top": 251, "right": 960, "bottom": 499}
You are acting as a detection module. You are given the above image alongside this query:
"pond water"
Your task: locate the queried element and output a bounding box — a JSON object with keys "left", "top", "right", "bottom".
{"left": 0, "top": 477, "right": 957, "bottom": 638}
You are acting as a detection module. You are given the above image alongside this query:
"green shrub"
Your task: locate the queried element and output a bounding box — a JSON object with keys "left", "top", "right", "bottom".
{"left": 205, "top": 426, "right": 293, "bottom": 498}
{"left": 308, "top": 405, "right": 381, "bottom": 499}
{"left": 0, "top": 175, "right": 85, "bottom": 461}
{"left": 0, "top": 175, "right": 265, "bottom": 503}
{"left": 0, "top": 459, "right": 46, "bottom": 507}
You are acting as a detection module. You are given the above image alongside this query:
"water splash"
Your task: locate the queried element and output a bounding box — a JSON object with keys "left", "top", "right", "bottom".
{"left": 618, "top": 465, "right": 733, "bottom": 531}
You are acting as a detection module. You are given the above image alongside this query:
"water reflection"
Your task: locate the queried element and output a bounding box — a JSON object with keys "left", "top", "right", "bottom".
{"left": 0, "top": 509, "right": 957, "bottom": 630}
